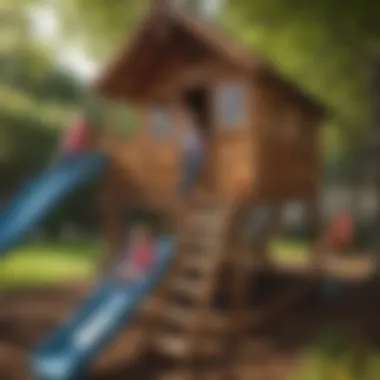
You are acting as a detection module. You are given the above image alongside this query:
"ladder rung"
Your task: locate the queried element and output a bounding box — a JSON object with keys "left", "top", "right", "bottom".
{"left": 190, "top": 207, "right": 222, "bottom": 217}
{"left": 187, "top": 217, "right": 224, "bottom": 229}
{"left": 180, "top": 237, "right": 218, "bottom": 250}
{"left": 186, "top": 211, "right": 228, "bottom": 228}
{"left": 185, "top": 234, "right": 220, "bottom": 244}
{"left": 181, "top": 250, "right": 222, "bottom": 266}
{"left": 158, "top": 305, "right": 193, "bottom": 327}
{"left": 159, "top": 306, "right": 230, "bottom": 333}
{"left": 170, "top": 278, "right": 205, "bottom": 299}
{"left": 154, "top": 333, "right": 223, "bottom": 358}
{"left": 155, "top": 333, "right": 188, "bottom": 357}
{"left": 180, "top": 256, "right": 212, "bottom": 273}
{"left": 185, "top": 218, "right": 222, "bottom": 230}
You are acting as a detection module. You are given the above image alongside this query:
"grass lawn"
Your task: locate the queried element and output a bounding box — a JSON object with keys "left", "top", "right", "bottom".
{"left": 0, "top": 240, "right": 102, "bottom": 288}
{"left": 0, "top": 237, "right": 310, "bottom": 288}
{"left": 270, "top": 238, "right": 310, "bottom": 263}
{"left": 290, "top": 329, "right": 380, "bottom": 380}
{"left": 3, "top": 239, "right": 377, "bottom": 379}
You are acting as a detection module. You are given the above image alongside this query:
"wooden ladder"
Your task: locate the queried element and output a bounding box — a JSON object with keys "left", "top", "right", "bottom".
{"left": 153, "top": 202, "right": 233, "bottom": 362}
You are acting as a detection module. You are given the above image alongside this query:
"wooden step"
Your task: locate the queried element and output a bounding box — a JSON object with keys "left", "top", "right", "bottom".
{"left": 190, "top": 205, "right": 227, "bottom": 216}
{"left": 181, "top": 248, "right": 218, "bottom": 260}
{"left": 184, "top": 223, "right": 223, "bottom": 238}
{"left": 186, "top": 209, "right": 230, "bottom": 228}
{"left": 155, "top": 333, "right": 188, "bottom": 357}
{"left": 180, "top": 255, "right": 213, "bottom": 273}
{"left": 186, "top": 218, "right": 224, "bottom": 231}
{"left": 154, "top": 332, "right": 224, "bottom": 358}
{"left": 181, "top": 250, "right": 222, "bottom": 267}
{"left": 185, "top": 211, "right": 225, "bottom": 224}
{"left": 185, "top": 237, "right": 221, "bottom": 250}
{"left": 170, "top": 278, "right": 205, "bottom": 299}
{"left": 158, "top": 306, "right": 230, "bottom": 333}
{"left": 158, "top": 305, "right": 193, "bottom": 327}
{"left": 180, "top": 255, "right": 220, "bottom": 275}
{"left": 180, "top": 239, "right": 218, "bottom": 253}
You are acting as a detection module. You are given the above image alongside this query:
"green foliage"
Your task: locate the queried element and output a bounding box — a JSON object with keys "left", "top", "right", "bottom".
{"left": 0, "top": 3, "right": 83, "bottom": 197}
{"left": 222, "top": 2, "right": 370, "bottom": 146}
{"left": 103, "top": 99, "right": 139, "bottom": 137}
{"left": 56, "top": 0, "right": 149, "bottom": 59}
{"left": 0, "top": 240, "right": 100, "bottom": 288}
{"left": 0, "top": 2, "right": 142, "bottom": 230}
{"left": 82, "top": 91, "right": 107, "bottom": 130}
{"left": 81, "top": 91, "right": 139, "bottom": 137}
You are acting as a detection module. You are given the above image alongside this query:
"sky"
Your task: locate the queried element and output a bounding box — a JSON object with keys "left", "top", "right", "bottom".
{"left": 30, "top": 5, "right": 98, "bottom": 81}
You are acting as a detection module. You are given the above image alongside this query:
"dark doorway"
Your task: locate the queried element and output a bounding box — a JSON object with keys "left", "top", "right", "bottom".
{"left": 182, "top": 86, "right": 213, "bottom": 190}
{"left": 183, "top": 87, "right": 210, "bottom": 134}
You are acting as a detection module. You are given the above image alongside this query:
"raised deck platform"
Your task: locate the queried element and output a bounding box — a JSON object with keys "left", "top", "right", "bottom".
{"left": 225, "top": 252, "right": 377, "bottom": 282}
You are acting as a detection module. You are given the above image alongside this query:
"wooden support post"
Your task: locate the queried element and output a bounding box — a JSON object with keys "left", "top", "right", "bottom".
{"left": 247, "top": 203, "right": 282, "bottom": 270}
{"left": 305, "top": 197, "right": 323, "bottom": 275}
{"left": 98, "top": 176, "right": 125, "bottom": 273}
{"left": 222, "top": 210, "right": 252, "bottom": 380}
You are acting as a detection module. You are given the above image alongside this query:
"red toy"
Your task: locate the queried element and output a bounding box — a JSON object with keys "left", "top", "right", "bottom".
{"left": 117, "top": 226, "right": 155, "bottom": 282}
{"left": 322, "top": 211, "right": 354, "bottom": 251}
{"left": 61, "top": 114, "right": 92, "bottom": 157}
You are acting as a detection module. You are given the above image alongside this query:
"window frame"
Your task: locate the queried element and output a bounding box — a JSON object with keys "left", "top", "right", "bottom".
{"left": 215, "top": 82, "right": 247, "bottom": 129}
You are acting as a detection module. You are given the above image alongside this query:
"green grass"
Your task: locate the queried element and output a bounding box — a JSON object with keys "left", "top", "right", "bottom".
{"left": 290, "top": 329, "right": 380, "bottom": 380}
{"left": 270, "top": 238, "right": 310, "bottom": 263}
{"left": 0, "top": 237, "right": 309, "bottom": 288}
{"left": 0, "top": 240, "right": 102, "bottom": 288}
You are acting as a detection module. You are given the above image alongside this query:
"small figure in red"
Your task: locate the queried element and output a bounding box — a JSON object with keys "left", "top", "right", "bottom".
{"left": 322, "top": 210, "right": 354, "bottom": 254}
{"left": 59, "top": 113, "right": 93, "bottom": 160}
{"left": 321, "top": 210, "right": 354, "bottom": 300}
{"left": 116, "top": 225, "right": 155, "bottom": 283}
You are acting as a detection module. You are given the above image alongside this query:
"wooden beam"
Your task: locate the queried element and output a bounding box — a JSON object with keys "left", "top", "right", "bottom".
{"left": 98, "top": 171, "right": 126, "bottom": 271}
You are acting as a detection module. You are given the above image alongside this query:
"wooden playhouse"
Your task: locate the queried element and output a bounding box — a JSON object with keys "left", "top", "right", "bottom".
{"left": 92, "top": 0, "right": 326, "bottom": 368}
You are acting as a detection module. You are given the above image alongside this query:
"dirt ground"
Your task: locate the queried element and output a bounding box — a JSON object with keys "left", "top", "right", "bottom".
{"left": 1, "top": 273, "right": 380, "bottom": 380}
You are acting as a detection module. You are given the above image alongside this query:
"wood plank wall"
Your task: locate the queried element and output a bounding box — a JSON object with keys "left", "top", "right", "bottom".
{"left": 254, "top": 76, "right": 321, "bottom": 201}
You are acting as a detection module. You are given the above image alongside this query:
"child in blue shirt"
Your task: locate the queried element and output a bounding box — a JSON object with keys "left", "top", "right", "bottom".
{"left": 180, "top": 107, "right": 205, "bottom": 194}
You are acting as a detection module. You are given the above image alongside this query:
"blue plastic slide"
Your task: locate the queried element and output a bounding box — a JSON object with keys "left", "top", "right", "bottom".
{"left": 0, "top": 153, "right": 105, "bottom": 256}
{"left": 31, "top": 237, "right": 175, "bottom": 380}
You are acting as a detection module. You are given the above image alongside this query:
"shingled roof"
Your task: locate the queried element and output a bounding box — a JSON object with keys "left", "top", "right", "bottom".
{"left": 94, "top": 4, "right": 326, "bottom": 117}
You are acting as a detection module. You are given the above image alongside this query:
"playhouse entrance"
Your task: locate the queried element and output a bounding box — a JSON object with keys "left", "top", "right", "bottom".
{"left": 183, "top": 86, "right": 213, "bottom": 189}
{"left": 183, "top": 87, "right": 210, "bottom": 135}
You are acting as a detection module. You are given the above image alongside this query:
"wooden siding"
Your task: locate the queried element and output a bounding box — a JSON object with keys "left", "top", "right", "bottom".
{"left": 213, "top": 78, "right": 255, "bottom": 198}
{"left": 253, "top": 75, "right": 321, "bottom": 201}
